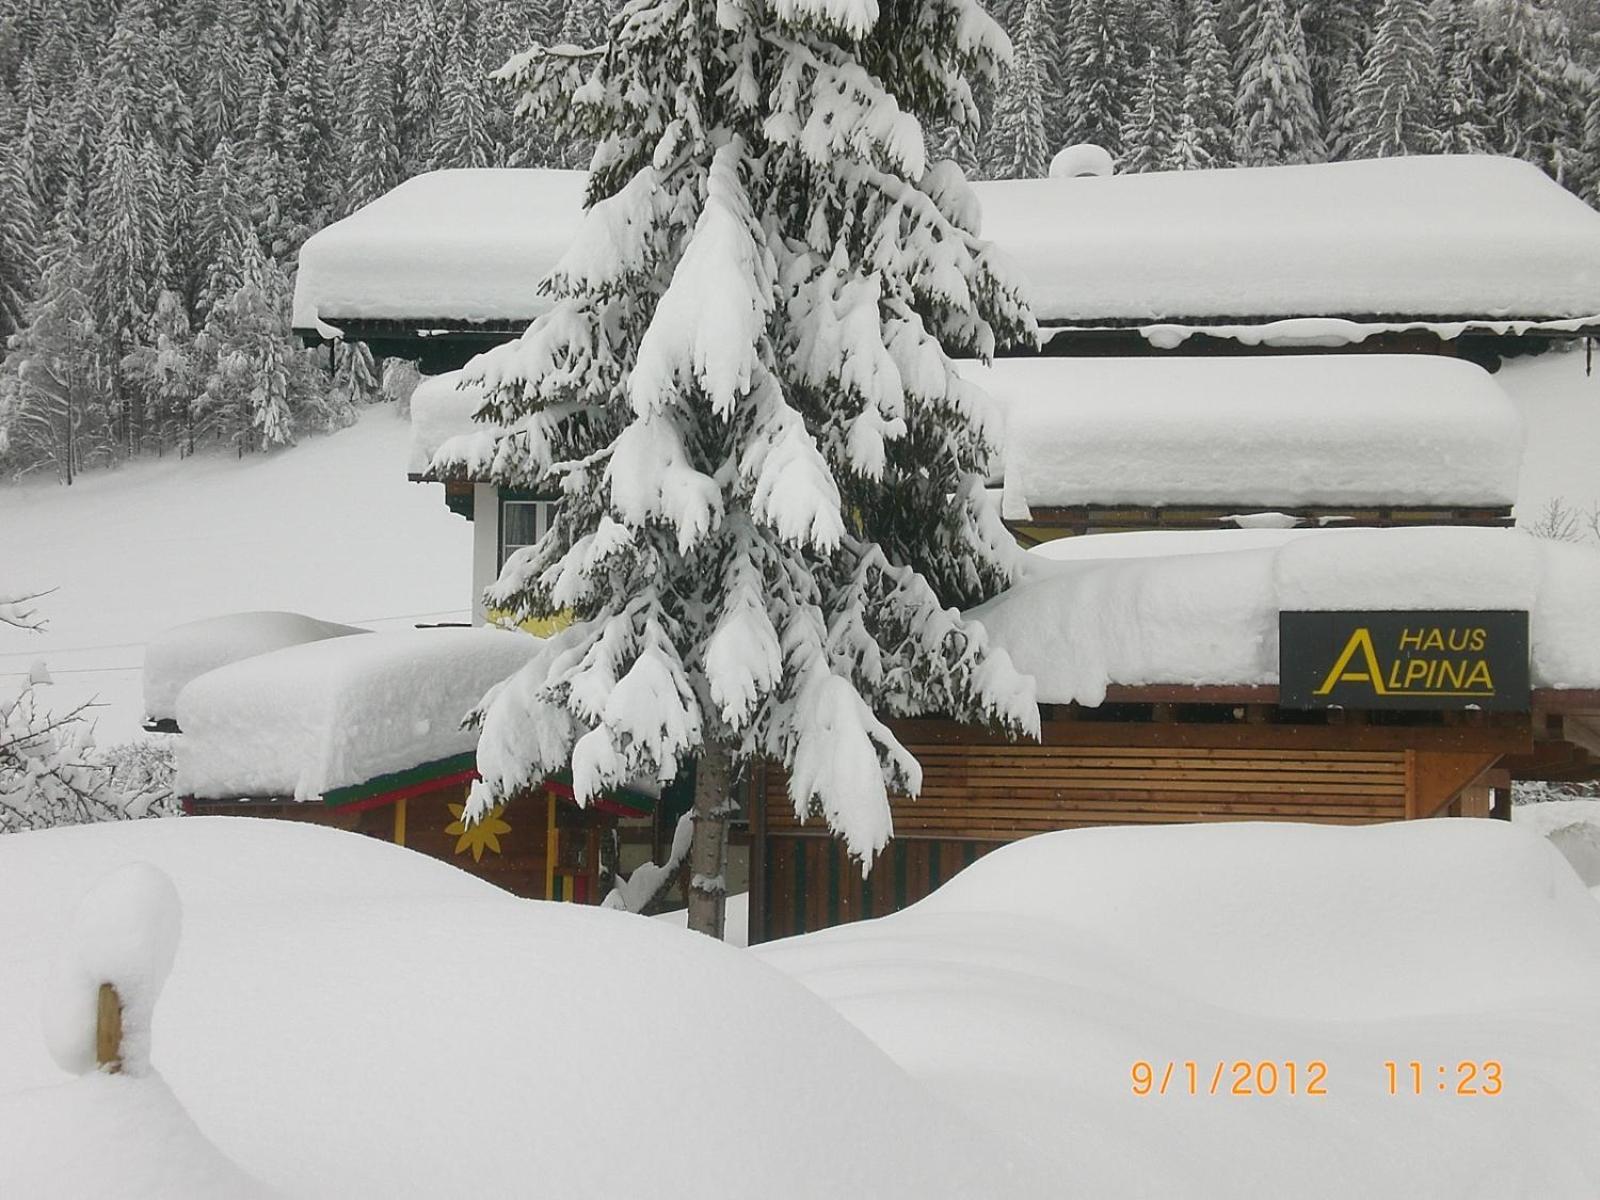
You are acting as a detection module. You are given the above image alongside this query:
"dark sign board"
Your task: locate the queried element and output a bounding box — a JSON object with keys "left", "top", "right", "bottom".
{"left": 1279, "top": 610, "right": 1530, "bottom": 711}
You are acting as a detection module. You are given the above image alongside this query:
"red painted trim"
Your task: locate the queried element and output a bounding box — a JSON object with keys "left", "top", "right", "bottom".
{"left": 333, "top": 769, "right": 480, "bottom": 814}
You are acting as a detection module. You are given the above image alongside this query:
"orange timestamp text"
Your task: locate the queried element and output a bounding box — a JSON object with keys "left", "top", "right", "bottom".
{"left": 1130, "top": 1060, "right": 1328, "bottom": 1098}
{"left": 1384, "top": 1060, "right": 1502, "bottom": 1096}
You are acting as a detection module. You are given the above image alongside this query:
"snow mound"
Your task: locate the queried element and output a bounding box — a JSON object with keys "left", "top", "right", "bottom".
{"left": 175, "top": 627, "right": 540, "bottom": 800}
{"left": 758, "top": 820, "right": 1600, "bottom": 1197}
{"left": 144, "top": 611, "right": 368, "bottom": 725}
{"left": 0, "top": 1073, "right": 269, "bottom": 1199}
{"left": 963, "top": 355, "right": 1522, "bottom": 514}
{"left": 1515, "top": 799, "right": 1600, "bottom": 887}
{"left": 973, "top": 526, "right": 1600, "bottom": 704}
{"left": 0, "top": 818, "right": 1048, "bottom": 1197}
{"left": 43, "top": 863, "right": 181, "bottom": 1077}
{"left": 1049, "top": 143, "right": 1115, "bottom": 178}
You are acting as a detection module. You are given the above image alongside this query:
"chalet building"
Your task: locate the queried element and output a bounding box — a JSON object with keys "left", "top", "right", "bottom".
{"left": 265, "top": 153, "right": 1600, "bottom": 939}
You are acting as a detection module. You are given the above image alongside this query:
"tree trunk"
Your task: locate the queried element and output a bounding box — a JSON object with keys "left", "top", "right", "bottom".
{"left": 686, "top": 743, "right": 732, "bottom": 940}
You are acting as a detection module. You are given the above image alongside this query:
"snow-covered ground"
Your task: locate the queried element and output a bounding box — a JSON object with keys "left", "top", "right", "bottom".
{"left": 0, "top": 818, "right": 1043, "bottom": 1198}
{"left": 0, "top": 407, "right": 473, "bottom": 745}
{"left": 3, "top": 816, "right": 1598, "bottom": 1196}
{"left": 757, "top": 819, "right": 1600, "bottom": 1197}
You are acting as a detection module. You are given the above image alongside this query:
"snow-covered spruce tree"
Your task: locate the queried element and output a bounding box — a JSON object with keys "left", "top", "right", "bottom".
{"left": 989, "top": 0, "right": 1054, "bottom": 178}
{"left": 1345, "top": 0, "right": 1436, "bottom": 158}
{"left": 1484, "top": 0, "right": 1580, "bottom": 181}
{"left": 1120, "top": 41, "right": 1181, "bottom": 173}
{"left": 1172, "top": 0, "right": 1236, "bottom": 170}
{"left": 459, "top": 0, "right": 1039, "bottom": 937}
{"left": 1061, "top": 0, "right": 1131, "bottom": 155}
{"left": 1432, "top": 0, "right": 1491, "bottom": 155}
{"left": 1235, "top": 0, "right": 1325, "bottom": 166}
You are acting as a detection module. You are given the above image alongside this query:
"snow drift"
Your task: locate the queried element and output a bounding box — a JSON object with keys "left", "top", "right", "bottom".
{"left": 0, "top": 818, "right": 1046, "bottom": 1198}
{"left": 758, "top": 819, "right": 1600, "bottom": 1198}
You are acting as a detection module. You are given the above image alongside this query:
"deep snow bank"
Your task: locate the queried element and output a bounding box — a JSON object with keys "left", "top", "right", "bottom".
{"left": 758, "top": 820, "right": 1600, "bottom": 1198}
{"left": 0, "top": 818, "right": 1047, "bottom": 1198}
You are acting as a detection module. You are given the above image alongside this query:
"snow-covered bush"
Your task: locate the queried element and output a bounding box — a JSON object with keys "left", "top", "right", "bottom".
{"left": 99, "top": 739, "right": 180, "bottom": 820}
{"left": 0, "top": 676, "right": 126, "bottom": 834}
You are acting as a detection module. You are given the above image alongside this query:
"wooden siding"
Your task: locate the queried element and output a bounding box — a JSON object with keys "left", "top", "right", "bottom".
{"left": 749, "top": 720, "right": 1526, "bottom": 944}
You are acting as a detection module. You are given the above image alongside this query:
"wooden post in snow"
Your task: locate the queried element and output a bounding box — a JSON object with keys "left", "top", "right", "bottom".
{"left": 96, "top": 982, "right": 123, "bottom": 1074}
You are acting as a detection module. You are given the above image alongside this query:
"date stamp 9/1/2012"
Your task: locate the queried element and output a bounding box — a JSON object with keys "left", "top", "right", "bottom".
{"left": 1129, "top": 1061, "right": 1504, "bottom": 1098}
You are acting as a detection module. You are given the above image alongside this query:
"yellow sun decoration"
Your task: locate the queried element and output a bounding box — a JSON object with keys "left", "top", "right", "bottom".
{"left": 445, "top": 802, "right": 512, "bottom": 862}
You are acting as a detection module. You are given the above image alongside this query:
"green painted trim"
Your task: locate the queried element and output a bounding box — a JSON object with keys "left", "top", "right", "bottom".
{"left": 322, "top": 752, "right": 479, "bottom": 808}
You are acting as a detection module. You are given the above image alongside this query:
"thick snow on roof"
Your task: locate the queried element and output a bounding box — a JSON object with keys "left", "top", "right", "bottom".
{"left": 293, "top": 156, "right": 1600, "bottom": 333}
{"left": 292, "top": 168, "right": 588, "bottom": 329}
{"left": 758, "top": 819, "right": 1600, "bottom": 1196}
{"left": 143, "top": 611, "right": 367, "bottom": 724}
{"left": 963, "top": 355, "right": 1522, "bottom": 515}
{"left": 982, "top": 155, "right": 1600, "bottom": 324}
{"left": 175, "top": 627, "right": 540, "bottom": 800}
{"left": 0, "top": 819, "right": 1048, "bottom": 1198}
{"left": 407, "top": 370, "right": 492, "bottom": 475}
{"left": 968, "top": 526, "right": 1600, "bottom": 705}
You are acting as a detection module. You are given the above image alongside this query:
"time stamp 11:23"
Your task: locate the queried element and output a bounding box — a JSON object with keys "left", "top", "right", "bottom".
{"left": 1129, "top": 1060, "right": 1503, "bottom": 1097}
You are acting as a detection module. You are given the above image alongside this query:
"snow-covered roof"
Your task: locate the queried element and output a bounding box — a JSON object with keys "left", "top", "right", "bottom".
{"left": 965, "top": 354, "right": 1524, "bottom": 516}
{"left": 292, "top": 169, "right": 589, "bottom": 331}
{"left": 143, "top": 611, "right": 368, "bottom": 724}
{"left": 981, "top": 155, "right": 1600, "bottom": 327}
{"left": 408, "top": 370, "right": 493, "bottom": 476}
{"left": 174, "top": 627, "right": 541, "bottom": 801}
{"left": 968, "top": 527, "right": 1600, "bottom": 706}
{"left": 412, "top": 356, "right": 1524, "bottom": 510}
{"left": 293, "top": 156, "right": 1600, "bottom": 337}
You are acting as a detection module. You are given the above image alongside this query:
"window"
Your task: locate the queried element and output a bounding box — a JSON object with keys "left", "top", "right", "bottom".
{"left": 500, "top": 495, "right": 557, "bottom": 569}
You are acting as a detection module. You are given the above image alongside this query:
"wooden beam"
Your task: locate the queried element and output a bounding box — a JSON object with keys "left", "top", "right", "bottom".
{"left": 1406, "top": 751, "right": 1502, "bottom": 819}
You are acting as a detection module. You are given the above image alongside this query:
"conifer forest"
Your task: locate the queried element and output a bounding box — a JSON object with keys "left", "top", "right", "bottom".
{"left": 0, "top": 0, "right": 1596, "bottom": 480}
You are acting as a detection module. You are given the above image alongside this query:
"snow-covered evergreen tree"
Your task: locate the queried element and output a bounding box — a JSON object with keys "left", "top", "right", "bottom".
{"left": 1235, "top": 0, "right": 1326, "bottom": 165}
{"left": 432, "top": 18, "right": 495, "bottom": 169}
{"left": 1120, "top": 39, "right": 1181, "bottom": 172}
{"left": 0, "top": 100, "right": 42, "bottom": 342}
{"left": 343, "top": 24, "right": 403, "bottom": 214}
{"left": 0, "top": 196, "right": 109, "bottom": 483}
{"left": 1433, "top": 0, "right": 1491, "bottom": 155}
{"left": 1172, "top": 0, "right": 1236, "bottom": 169}
{"left": 1061, "top": 0, "right": 1131, "bottom": 154}
{"left": 1485, "top": 0, "right": 1579, "bottom": 180}
{"left": 1346, "top": 0, "right": 1436, "bottom": 157}
{"left": 333, "top": 338, "right": 380, "bottom": 407}
{"left": 460, "top": 0, "right": 1039, "bottom": 938}
{"left": 988, "top": 0, "right": 1054, "bottom": 178}
{"left": 122, "top": 290, "right": 202, "bottom": 456}
{"left": 196, "top": 244, "right": 309, "bottom": 453}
